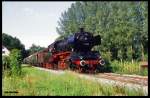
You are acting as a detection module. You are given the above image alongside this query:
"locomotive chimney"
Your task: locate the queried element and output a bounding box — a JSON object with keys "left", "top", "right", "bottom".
{"left": 80, "top": 28, "right": 84, "bottom": 33}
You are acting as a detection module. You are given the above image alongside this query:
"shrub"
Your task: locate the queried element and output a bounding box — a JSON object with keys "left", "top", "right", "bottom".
{"left": 110, "top": 60, "right": 148, "bottom": 76}
{"left": 100, "top": 51, "right": 112, "bottom": 72}
{"left": 9, "top": 49, "right": 22, "bottom": 76}
{"left": 2, "top": 55, "right": 10, "bottom": 70}
{"left": 2, "top": 55, "right": 11, "bottom": 77}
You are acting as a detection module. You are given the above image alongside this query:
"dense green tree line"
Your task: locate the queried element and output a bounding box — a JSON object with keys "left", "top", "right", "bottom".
{"left": 2, "top": 33, "right": 45, "bottom": 76}
{"left": 27, "top": 44, "right": 45, "bottom": 55}
{"left": 56, "top": 1, "right": 148, "bottom": 61}
{"left": 2, "top": 33, "right": 24, "bottom": 51}
{"left": 2, "top": 33, "right": 27, "bottom": 59}
{"left": 2, "top": 33, "right": 45, "bottom": 59}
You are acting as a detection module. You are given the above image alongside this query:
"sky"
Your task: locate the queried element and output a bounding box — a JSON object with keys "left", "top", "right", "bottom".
{"left": 2, "top": 1, "right": 75, "bottom": 49}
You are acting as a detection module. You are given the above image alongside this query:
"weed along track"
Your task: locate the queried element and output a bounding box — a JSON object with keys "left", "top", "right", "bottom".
{"left": 33, "top": 66, "right": 148, "bottom": 95}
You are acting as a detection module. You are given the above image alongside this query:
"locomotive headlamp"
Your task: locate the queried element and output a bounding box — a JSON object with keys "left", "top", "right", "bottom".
{"left": 80, "top": 60, "right": 86, "bottom": 66}
{"left": 99, "top": 59, "right": 105, "bottom": 66}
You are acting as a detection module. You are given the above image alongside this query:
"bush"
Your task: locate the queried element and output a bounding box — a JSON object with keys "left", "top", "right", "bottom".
{"left": 143, "top": 54, "right": 148, "bottom": 61}
{"left": 2, "top": 55, "right": 11, "bottom": 77}
{"left": 110, "top": 60, "right": 147, "bottom": 76}
{"left": 100, "top": 51, "right": 112, "bottom": 72}
{"left": 9, "top": 49, "right": 22, "bottom": 76}
{"left": 2, "top": 56, "right": 10, "bottom": 70}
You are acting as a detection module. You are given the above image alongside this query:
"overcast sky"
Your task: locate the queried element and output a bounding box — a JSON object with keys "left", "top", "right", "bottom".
{"left": 2, "top": 1, "right": 75, "bottom": 49}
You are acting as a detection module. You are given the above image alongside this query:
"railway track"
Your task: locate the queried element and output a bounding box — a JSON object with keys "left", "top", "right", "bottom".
{"left": 32, "top": 66, "right": 148, "bottom": 86}
{"left": 76, "top": 72, "right": 148, "bottom": 95}
{"left": 94, "top": 73, "right": 148, "bottom": 86}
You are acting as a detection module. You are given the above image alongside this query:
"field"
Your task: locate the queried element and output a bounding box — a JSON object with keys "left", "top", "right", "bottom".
{"left": 2, "top": 64, "right": 147, "bottom": 96}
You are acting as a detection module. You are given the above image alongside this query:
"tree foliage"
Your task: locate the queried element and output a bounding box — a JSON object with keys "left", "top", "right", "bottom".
{"left": 9, "top": 49, "right": 22, "bottom": 76}
{"left": 28, "top": 44, "right": 45, "bottom": 55}
{"left": 2, "top": 33, "right": 26, "bottom": 59}
{"left": 56, "top": 1, "right": 148, "bottom": 61}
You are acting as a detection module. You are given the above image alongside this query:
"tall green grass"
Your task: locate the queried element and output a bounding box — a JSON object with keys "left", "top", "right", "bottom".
{"left": 111, "top": 60, "right": 148, "bottom": 76}
{"left": 2, "top": 65, "right": 147, "bottom": 96}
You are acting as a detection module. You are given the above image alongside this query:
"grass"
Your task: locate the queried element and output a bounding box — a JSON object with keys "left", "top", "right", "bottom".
{"left": 2, "top": 64, "right": 147, "bottom": 96}
{"left": 110, "top": 60, "right": 148, "bottom": 76}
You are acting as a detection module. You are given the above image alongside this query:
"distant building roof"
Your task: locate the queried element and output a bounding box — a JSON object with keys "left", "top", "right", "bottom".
{"left": 2, "top": 45, "right": 10, "bottom": 56}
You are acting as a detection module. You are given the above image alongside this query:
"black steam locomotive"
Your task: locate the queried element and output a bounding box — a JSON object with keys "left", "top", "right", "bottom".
{"left": 24, "top": 28, "right": 105, "bottom": 73}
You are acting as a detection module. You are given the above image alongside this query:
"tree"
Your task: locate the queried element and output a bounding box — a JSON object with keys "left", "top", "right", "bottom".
{"left": 2, "top": 33, "right": 26, "bottom": 59}
{"left": 56, "top": 1, "right": 148, "bottom": 61}
{"left": 28, "top": 44, "right": 45, "bottom": 55}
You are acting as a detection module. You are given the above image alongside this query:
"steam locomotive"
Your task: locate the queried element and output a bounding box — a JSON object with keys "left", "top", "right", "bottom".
{"left": 23, "top": 28, "right": 105, "bottom": 73}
